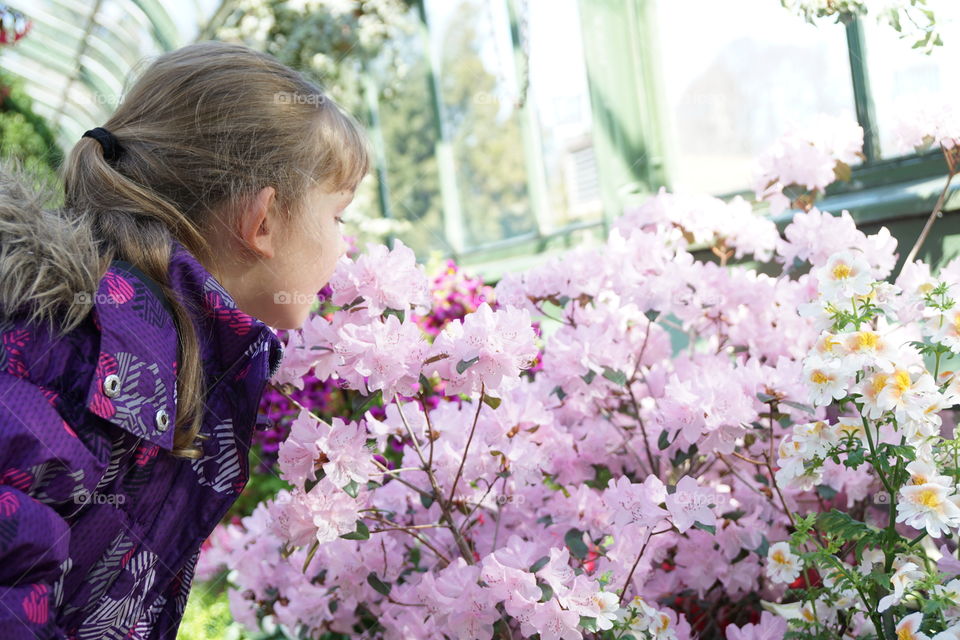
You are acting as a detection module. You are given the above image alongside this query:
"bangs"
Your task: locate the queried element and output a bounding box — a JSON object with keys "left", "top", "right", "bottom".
{"left": 313, "top": 101, "right": 372, "bottom": 193}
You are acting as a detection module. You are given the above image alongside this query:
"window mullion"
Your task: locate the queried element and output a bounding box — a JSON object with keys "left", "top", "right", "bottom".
{"left": 845, "top": 17, "right": 881, "bottom": 162}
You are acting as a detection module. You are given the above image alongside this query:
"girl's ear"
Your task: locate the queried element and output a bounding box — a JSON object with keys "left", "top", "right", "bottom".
{"left": 238, "top": 186, "right": 277, "bottom": 259}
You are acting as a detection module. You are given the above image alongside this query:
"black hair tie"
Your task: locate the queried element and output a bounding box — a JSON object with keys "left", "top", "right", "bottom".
{"left": 82, "top": 127, "right": 124, "bottom": 163}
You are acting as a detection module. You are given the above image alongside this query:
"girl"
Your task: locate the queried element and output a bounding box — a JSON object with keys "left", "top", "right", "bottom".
{"left": 0, "top": 41, "right": 369, "bottom": 638}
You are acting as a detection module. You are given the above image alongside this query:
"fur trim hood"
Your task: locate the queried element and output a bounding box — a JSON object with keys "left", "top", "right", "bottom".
{"left": 0, "top": 165, "right": 102, "bottom": 335}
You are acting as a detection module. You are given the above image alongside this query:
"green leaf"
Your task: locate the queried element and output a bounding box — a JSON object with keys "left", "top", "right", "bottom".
{"left": 602, "top": 367, "right": 628, "bottom": 386}
{"left": 581, "top": 370, "right": 597, "bottom": 385}
{"left": 584, "top": 464, "right": 614, "bottom": 490}
{"left": 721, "top": 509, "right": 746, "bottom": 521}
{"left": 350, "top": 390, "right": 383, "bottom": 421}
{"left": 756, "top": 392, "right": 778, "bottom": 403}
{"left": 658, "top": 430, "right": 673, "bottom": 450}
{"left": 816, "top": 485, "right": 838, "bottom": 500}
{"left": 420, "top": 492, "right": 434, "bottom": 509}
{"left": 457, "top": 357, "right": 480, "bottom": 374}
{"left": 529, "top": 556, "right": 550, "bottom": 573}
{"left": 340, "top": 519, "right": 371, "bottom": 540}
{"left": 343, "top": 479, "right": 360, "bottom": 498}
{"left": 383, "top": 308, "right": 406, "bottom": 323}
{"left": 367, "top": 572, "right": 391, "bottom": 596}
{"left": 565, "top": 528, "right": 589, "bottom": 560}
{"left": 538, "top": 581, "right": 554, "bottom": 603}
{"left": 482, "top": 394, "right": 502, "bottom": 410}
{"left": 693, "top": 521, "right": 716, "bottom": 535}
{"left": 755, "top": 535, "right": 770, "bottom": 557}
{"left": 833, "top": 160, "right": 852, "bottom": 183}
{"left": 579, "top": 616, "right": 598, "bottom": 632}
{"left": 817, "top": 510, "right": 872, "bottom": 541}
{"left": 844, "top": 448, "right": 865, "bottom": 469}
{"left": 552, "top": 386, "right": 567, "bottom": 400}
{"left": 782, "top": 400, "right": 815, "bottom": 414}
{"left": 302, "top": 539, "right": 320, "bottom": 573}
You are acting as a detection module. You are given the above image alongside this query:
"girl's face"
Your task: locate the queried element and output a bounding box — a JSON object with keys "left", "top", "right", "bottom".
{"left": 212, "top": 183, "right": 353, "bottom": 330}
{"left": 267, "top": 184, "right": 353, "bottom": 329}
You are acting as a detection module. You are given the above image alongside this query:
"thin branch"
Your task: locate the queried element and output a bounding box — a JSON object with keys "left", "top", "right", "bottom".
{"left": 447, "top": 384, "right": 486, "bottom": 505}
{"left": 902, "top": 170, "right": 954, "bottom": 269}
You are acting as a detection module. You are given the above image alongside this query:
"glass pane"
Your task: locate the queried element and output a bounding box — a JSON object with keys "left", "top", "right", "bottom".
{"left": 375, "top": 6, "right": 447, "bottom": 255}
{"left": 526, "top": 0, "right": 600, "bottom": 226}
{"left": 864, "top": 3, "right": 960, "bottom": 159}
{"left": 427, "top": 0, "right": 536, "bottom": 249}
{"left": 654, "top": 0, "right": 857, "bottom": 195}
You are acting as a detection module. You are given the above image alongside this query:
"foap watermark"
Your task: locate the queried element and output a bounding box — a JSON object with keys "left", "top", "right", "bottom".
{"left": 74, "top": 291, "right": 129, "bottom": 306}
{"left": 494, "top": 494, "right": 526, "bottom": 506}
{"left": 672, "top": 489, "right": 722, "bottom": 510}
{"left": 74, "top": 488, "right": 126, "bottom": 506}
{"left": 873, "top": 491, "right": 892, "bottom": 505}
{"left": 274, "top": 91, "right": 324, "bottom": 106}
{"left": 274, "top": 290, "right": 319, "bottom": 305}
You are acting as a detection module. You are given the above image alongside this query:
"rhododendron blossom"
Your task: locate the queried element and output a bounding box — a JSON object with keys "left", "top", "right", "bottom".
{"left": 196, "top": 105, "right": 960, "bottom": 640}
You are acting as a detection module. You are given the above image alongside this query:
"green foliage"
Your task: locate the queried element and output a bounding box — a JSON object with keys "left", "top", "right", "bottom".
{"left": 0, "top": 70, "right": 61, "bottom": 186}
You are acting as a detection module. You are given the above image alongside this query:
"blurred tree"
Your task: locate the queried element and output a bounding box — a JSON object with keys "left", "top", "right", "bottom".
{"left": 0, "top": 5, "right": 62, "bottom": 190}
{"left": 435, "top": 0, "right": 532, "bottom": 248}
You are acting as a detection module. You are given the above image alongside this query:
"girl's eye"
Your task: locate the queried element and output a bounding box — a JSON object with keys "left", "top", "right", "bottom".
{"left": 334, "top": 216, "right": 344, "bottom": 225}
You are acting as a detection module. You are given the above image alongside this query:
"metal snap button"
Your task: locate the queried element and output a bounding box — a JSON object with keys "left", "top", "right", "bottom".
{"left": 103, "top": 374, "right": 121, "bottom": 398}
{"left": 155, "top": 408, "right": 170, "bottom": 432}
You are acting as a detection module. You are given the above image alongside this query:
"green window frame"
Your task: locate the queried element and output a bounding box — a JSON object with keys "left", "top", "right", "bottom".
{"left": 426, "top": 1, "right": 960, "bottom": 278}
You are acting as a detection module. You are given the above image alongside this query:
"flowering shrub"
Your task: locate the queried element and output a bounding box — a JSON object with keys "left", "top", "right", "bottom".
{"left": 780, "top": 0, "right": 943, "bottom": 52}
{"left": 198, "top": 112, "right": 960, "bottom": 640}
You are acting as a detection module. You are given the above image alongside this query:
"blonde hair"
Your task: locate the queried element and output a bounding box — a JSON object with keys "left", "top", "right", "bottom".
{"left": 19, "top": 41, "right": 369, "bottom": 458}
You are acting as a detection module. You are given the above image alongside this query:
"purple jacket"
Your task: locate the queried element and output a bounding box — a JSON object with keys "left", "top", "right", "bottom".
{"left": 0, "top": 239, "right": 283, "bottom": 639}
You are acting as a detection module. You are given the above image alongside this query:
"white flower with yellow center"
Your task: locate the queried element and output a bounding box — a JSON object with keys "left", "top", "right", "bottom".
{"left": 906, "top": 460, "right": 951, "bottom": 487}
{"left": 775, "top": 439, "right": 822, "bottom": 491}
{"left": 803, "top": 356, "right": 850, "bottom": 406}
{"left": 816, "top": 251, "right": 874, "bottom": 302}
{"left": 814, "top": 330, "right": 844, "bottom": 358}
{"left": 929, "top": 307, "right": 960, "bottom": 354}
{"left": 591, "top": 591, "right": 621, "bottom": 631}
{"left": 855, "top": 371, "right": 893, "bottom": 419}
{"left": 766, "top": 541, "right": 801, "bottom": 584}
{"left": 896, "top": 612, "right": 931, "bottom": 640}
{"left": 841, "top": 328, "right": 897, "bottom": 371}
{"left": 878, "top": 561, "right": 924, "bottom": 612}
{"left": 792, "top": 420, "right": 838, "bottom": 458}
{"left": 897, "top": 482, "right": 960, "bottom": 538}
{"left": 877, "top": 368, "right": 939, "bottom": 423}
{"left": 648, "top": 609, "right": 675, "bottom": 640}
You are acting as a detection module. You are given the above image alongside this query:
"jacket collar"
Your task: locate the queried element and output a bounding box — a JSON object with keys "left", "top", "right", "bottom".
{"left": 84, "top": 240, "right": 284, "bottom": 450}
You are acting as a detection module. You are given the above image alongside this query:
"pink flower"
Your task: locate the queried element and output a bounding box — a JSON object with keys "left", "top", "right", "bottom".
{"left": 603, "top": 475, "right": 669, "bottom": 530}
{"left": 536, "top": 547, "right": 576, "bottom": 593}
{"left": 725, "top": 611, "right": 788, "bottom": 640}
{"left": 665, "top": 476, "right": 718, "bottom": 533}
{"left": 527, "top": 598, "right": 583, "bottom": 640}
{"left": 479, "top": 552, "right": 542, "bottom": 617}
{"left": 336, "top": 314, "right": 428, "bottom": 398}
{"left": 754, "top": 115, "right": 863, "bottom": 214}
{"left": 328, "top": 240, "right": 431, "bottom": 316}
{"left": 428, "top": 303, "right": 538, "bottom": 396}
{"left": 277, "top": 408, "right": 325, "bottom": 489}
{"left": 317, "top": 417, "right": 373, "bottom": 488}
